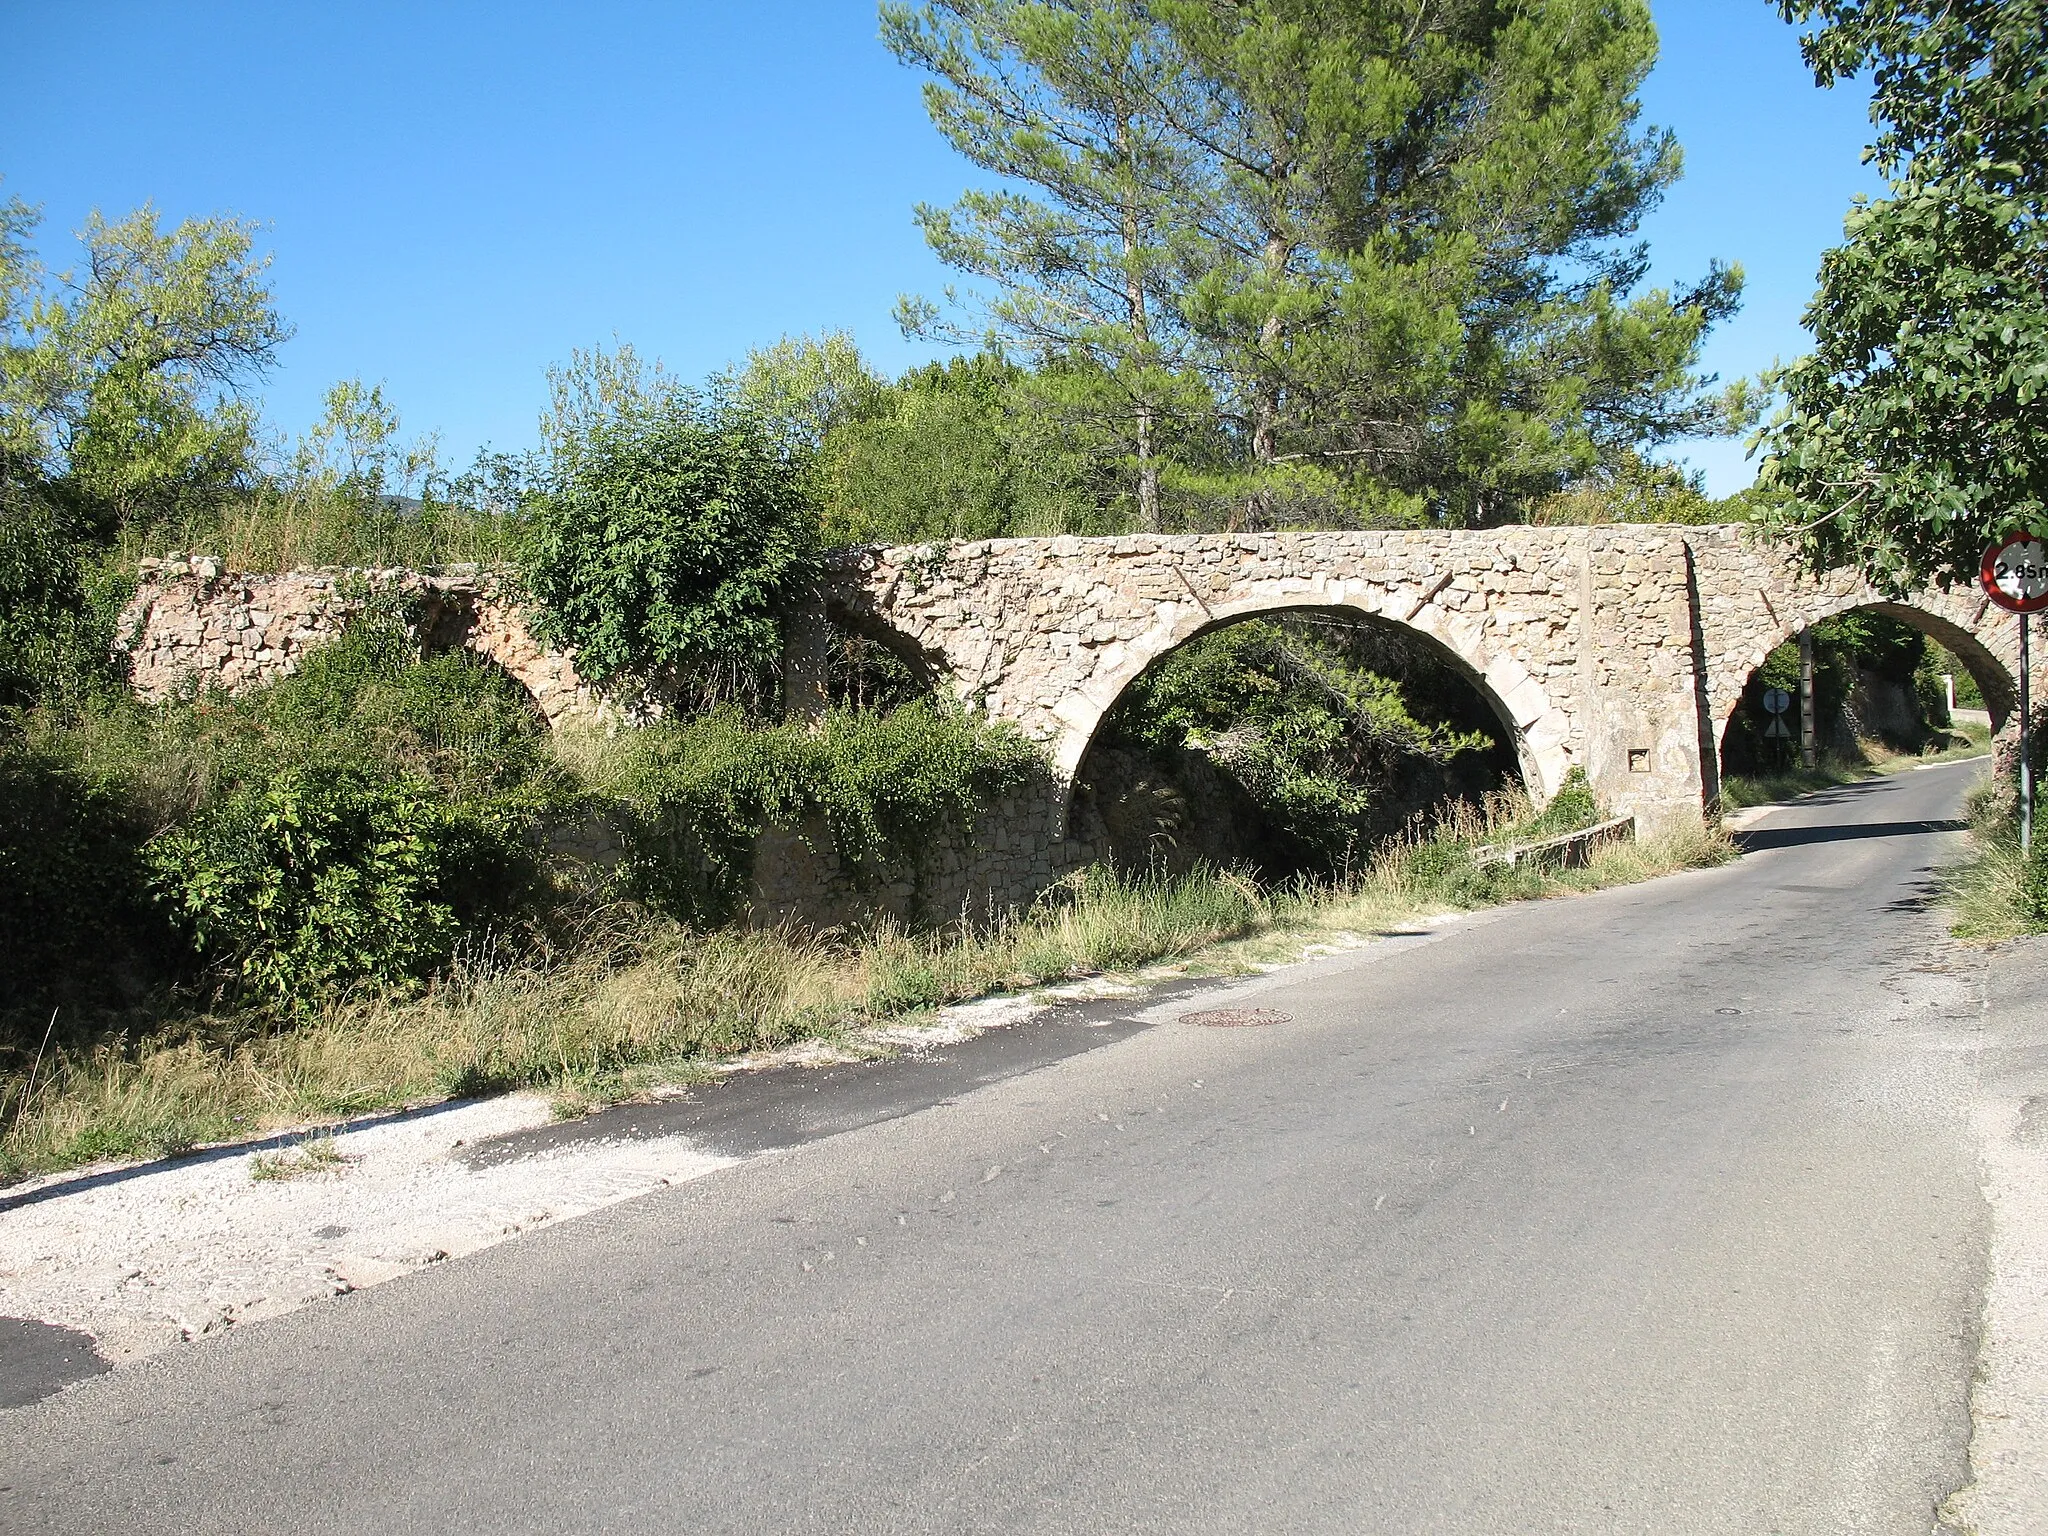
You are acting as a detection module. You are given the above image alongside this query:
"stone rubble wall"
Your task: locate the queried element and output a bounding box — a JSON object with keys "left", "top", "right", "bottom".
{"left": 116, "top": 556, "right": 607, "bottom": 726}
{"left": 823, "top": 525, "right": 2019, "bottom": 834}
{"left": 1679, "top": 524, "right": 2019, "bottom": 737}
{"left": 747, "top": 790, "right": 1073, "bottom": 933}
{"left": 115, "top": 528, "right": 2021, "bottom": 926}
{"left": 828, "top": 527, "right": 1696, "bottom": 830}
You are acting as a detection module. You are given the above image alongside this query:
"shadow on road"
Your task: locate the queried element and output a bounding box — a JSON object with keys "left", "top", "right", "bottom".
{"left": 1736, "top": 819, "right": 1967, "bottom": 852}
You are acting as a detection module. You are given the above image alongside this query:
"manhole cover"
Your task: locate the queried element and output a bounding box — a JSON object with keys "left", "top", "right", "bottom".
{"left": 1716, "top": 1007, "right": 1743, "bottom": 1015}
{"left": 1181, "top": 1008, "right": 1291, "bottom": 1028}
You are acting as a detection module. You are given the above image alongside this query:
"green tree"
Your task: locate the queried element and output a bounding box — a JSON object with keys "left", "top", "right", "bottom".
{"left": 521, "top": 393, "right": 817, "bottom": 704}
{"left": 715, "top": 330, "right": 891, "bottom": 459}
{"left": 887, "top": 1, "right": 1744, "bottom": 529}
{"left": 282, "top": 378, "right": 443, "bottom": 506}
{"left": 0, "top": 479, "right": 126, "bottom": 711}
{"left": 1160, "top": 0, "right": 1743, "bottom": 524}
{"left": 1760, "top": 0, "right": 2047, "bottom": 589}
{"left": 814, "top": 353, "right": 1112, "bottom": 542}
{"left": 1531, "top": 451, "right": 1724, "bottom": 525}
{"left": 0, "top": 195, "right": 286, "bottom": 526}
{"left": 884, "top": 0, "right": 1219, "bottom": 529}
{"left": 1105, "top": 619, "right": 1488, "bottom": 862}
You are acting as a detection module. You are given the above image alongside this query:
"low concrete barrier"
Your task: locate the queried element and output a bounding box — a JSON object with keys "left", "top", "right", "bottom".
{"left": 1473, "top": 814, "right": 1636, "bottom": 870}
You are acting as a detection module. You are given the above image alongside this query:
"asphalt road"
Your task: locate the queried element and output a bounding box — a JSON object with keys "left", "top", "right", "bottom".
{"left": 0, "top": 760, "right": 2022, "bottom": 1534}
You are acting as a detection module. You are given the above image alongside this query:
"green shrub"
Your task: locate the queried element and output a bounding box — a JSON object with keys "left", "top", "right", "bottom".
{"left": 612, "top": 702, "right": 1044, "bottom": 925}
{"left": 0, "top": 742, "right": 169, "bottom": 1025}
{"left": 0, "top": 481, "right": 129, "bottom": 711}
{"left": 145, "top": 759, "right": 536, "bottom": 1008}
{"left": 521, "top": 401, "right": 816, "bottom": 698}
{"left": 252, "top": 611, "right": 556, "bottom": 798}
{"left": 1525, "top": 767, "right": 1600, "bottom": 835}
{"left": 1099, "top": 619, "right": 1492, "bottom": 866}
{"left": 5, "top": 608, "right": 569, "bottom": 1015}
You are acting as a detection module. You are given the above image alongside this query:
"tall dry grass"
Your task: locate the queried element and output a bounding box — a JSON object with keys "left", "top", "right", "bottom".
{"left": 116, "top": 489, "right": 524, "bottom": 574}
{"left": 1944, "top": 778, "right": 2040, "bottom": 942}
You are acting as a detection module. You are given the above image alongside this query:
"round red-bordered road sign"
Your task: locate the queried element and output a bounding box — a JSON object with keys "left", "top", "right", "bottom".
{"left": 1982, "top": 533, "right": 2048, "bottom": 613}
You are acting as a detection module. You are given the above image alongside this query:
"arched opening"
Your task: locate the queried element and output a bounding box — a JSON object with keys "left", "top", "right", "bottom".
{"left": 1717, "top": 600, "right": 2013, "bottom": 780}
{"left": 1066, "top": 605, "right": 1526, "bottom": 879}
{"left": 409, "top": 589, "right": 554, "bottom": 728}
{"left": 823, "top": 603, "right": 941, "bottom": 712}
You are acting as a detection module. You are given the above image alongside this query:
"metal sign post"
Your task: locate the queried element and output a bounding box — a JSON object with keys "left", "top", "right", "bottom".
{"left": 1760, "top": 687, "right": 1795, "bottom": 767}
{"left": 2025, "top": 615, "right": 2033, "bottom": 856}
{"left": 1979, "top": 533, "right": 2048, "bottom": 855}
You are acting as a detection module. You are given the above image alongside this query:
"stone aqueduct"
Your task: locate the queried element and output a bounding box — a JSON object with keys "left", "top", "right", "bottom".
{"left": 124, "top": 523, "right": 2018, "bottom": 860}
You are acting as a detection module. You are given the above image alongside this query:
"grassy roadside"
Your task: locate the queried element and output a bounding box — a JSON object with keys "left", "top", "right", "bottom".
{"left": 0, "top": 796, "right": 1733, "bottom": 1184}
{"left": 1717, "top": 723, "right": 1992, "bottom": 811}
{"left": 1945, "top": 775, "right": 2042, "bottom": 942}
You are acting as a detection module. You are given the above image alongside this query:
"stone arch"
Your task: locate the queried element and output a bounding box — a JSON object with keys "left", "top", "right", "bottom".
{"left": 823, "top": 600, "right": 946, "bottom": 701}
{"left": 1047, "top": 588, "right": 1570, "bottom": 826}
{"left": 1710, "top": 592, "right": 2018, "bottom": 749}
{"left": 413, "top": 587, "right": 607, "bottom": 728}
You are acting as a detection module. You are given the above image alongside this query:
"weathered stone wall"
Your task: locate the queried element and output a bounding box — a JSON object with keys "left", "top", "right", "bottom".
{"left": 822, "top": 525, "right": 2021, "bottom": 834}
{"left": 747, "top": 789, "right": 1071, "bottom": 933}
{"left": 116, "top": 556, "right": 607, "bottom": 726}
{"left": 115, "top": 527, "right": 2025, "bottom": 924}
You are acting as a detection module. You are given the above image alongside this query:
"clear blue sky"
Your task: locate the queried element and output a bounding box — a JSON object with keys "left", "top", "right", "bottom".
{"left": 2, "top": 1, "right": 1881, "bottom": 496}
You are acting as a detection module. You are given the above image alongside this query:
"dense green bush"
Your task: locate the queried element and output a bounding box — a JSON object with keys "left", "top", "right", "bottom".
{"left": 611, "top": 702, "right": 1044, "bottom": 925}
{"left": 145, "top": 761, "right": 533, "bottom": 1008}
{"left": 1101, "top": 620, "right": 1491, "bottom": 866}
{"left": 0, "top": 742, "right": 169, "bottom": 1023}
{"left": 0, "top": 481, "right": 128, "bottom": 712}
{"left": 810, "top": 354, "right": 1113, "bottom": 543}
{"left": 521, "top": 401, "right": 816, "bottom": 698}
{"left": 4, "top": 611, "right": 568, "bottom": 1014}
{"left": 1523, "top": 767, "right": 1600, "bottom": 836}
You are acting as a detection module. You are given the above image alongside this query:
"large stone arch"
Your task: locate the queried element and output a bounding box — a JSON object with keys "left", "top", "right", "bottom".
{"left": 822, "top": 533, "right": 1593, "bottom": 829}
{"left": 1044, "top": 589, "right": 1562, "bottom": 805}
{"left": 453, "top": 592, "right": 608, "bottom": 727}
{"left": 1703, "top": 586, "right": 2019, "bottom": 745}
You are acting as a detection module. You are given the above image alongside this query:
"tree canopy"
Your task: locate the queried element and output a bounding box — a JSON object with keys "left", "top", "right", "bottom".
{"left": 0, "top": 191, "right": 286, "bottom": 525}
{"left": 886, "top": 0, "right": 1745, "bottom": 529}
{"left": 1760, "top": 0, "right": 2048, "bottom": 589}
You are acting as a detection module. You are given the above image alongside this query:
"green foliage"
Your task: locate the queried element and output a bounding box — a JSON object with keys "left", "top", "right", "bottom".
{"left": 1106, "top": 620, "right": 1489, "bottom": 863}
{"left": 812, "top": 353, "right": 1113, "bottom": 543}
{"left": 1763, "top": 1, "right": 2048, "bottom": 589}
{"left": 1526, "top": 767, "right": 1601, "bottom": 836}
{"left": 1929, "top": 643, "right": 1985, "bottom": 708}
{"left": 1532, "top": 452, "right": 1729, "bottom": 526}
{"left": 6, "top": 611, "right": 564, "bottom": 1014}
{"left": 886, "top": 0, "right": 1747, "bottom": 528}
{"left": 145, "top": 760, "right": 529, "bottom": 1009}
{"left": 609, "top": 702, "right": 1044, "bottom": 925}
{"left": 1370, "top": 771, "right": 1616, "bottom": 907}
{"left": 1760, "top": 176, "right": 2048, "bottom": 588}
{"left": 715, "top": 329, "right": 891, "bottom": 459}
{"left": 0, "top": 192, "right": 286, "bottom": 528}
{"left": 1721, "top": 609, "right": 1943, "bottom": 771}
{"left": 1777, "top": 0, "right": 2046, "bottom": 184}
{"left": 1815, "top": 609, "right": 1925, "bottom": 683}
{"left": 0, "top": 479, "right": 128, "bottom": 710}
{"left": 0, "top": 740, "right": 168, "bottom": 1020}
{"left": 521, "top": 397, "right": 816, "bottom": 696}
{"left": 883, "top": 0, "right": 1207, "bottom": 529}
